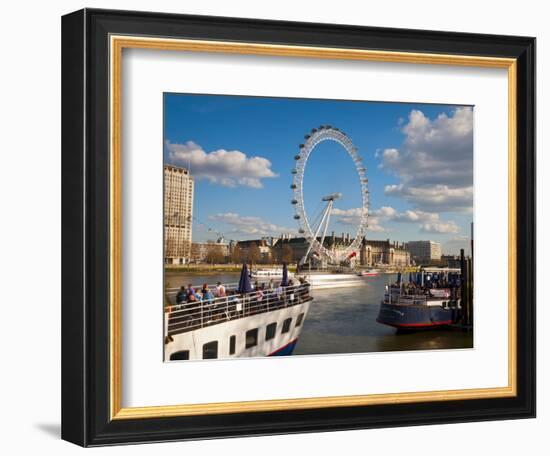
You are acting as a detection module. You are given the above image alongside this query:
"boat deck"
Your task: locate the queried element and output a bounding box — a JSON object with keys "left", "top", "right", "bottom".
{"left": 165, "top": 283, "right": 312, "bottom": 337}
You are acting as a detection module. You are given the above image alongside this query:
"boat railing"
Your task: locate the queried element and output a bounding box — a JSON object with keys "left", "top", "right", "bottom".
{"left": 393, "top": 294, "right": 429, "bottom": 306}
{"left": 166, "top": 282, "right": 240, "bottom": 297}
{"left": 386, "top": 289, "right": 461, "bottom": 306}
{"left": 165, "top": 283, "right": 312, "bottom": 337}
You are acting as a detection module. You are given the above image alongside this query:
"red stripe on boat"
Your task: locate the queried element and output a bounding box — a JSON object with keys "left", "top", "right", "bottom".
{"left": 377, "top": 319, "right": 453, "bottom": 328}
{"left": 269, "top": 338, "right": 298, "bottom": 356}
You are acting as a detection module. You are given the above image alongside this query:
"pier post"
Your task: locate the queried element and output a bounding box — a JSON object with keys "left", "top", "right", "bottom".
{"left": 467, "top": 257, "right": 473, "bottom": 327}
{"left": 460, "top": 249, "right": 466, "bottom": 325}
{"left": 459, "top": 248, "right": 473, "bottom": 328}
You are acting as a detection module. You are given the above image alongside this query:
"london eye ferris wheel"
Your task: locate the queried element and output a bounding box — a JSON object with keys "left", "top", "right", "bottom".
{"left": 290, "top": 126, "right": 369, "bottom": 266}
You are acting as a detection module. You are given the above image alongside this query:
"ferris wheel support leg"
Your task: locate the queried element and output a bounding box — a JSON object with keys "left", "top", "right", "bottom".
{"left": 303, "top": 201, "right": 332, "bottom": 264}
{"left": 319, "top": 200, "right": 333, "bottom": 254}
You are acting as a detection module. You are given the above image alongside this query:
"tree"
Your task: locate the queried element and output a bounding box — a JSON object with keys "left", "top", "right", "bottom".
{"left": 282, "top": 244, "right": 294, "bottom": 264}
{"left": 230, "top": 244, "right": 243, "bottom": 264}
{"left": 247, "top": 243, "right": 262, "bottom": 264}
{"left": 205, "top": 244, "right": 225, "bottom": 265}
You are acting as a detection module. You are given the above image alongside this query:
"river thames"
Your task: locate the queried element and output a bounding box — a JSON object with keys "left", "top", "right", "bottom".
{"left": 166, "top": 270, "right": 473, "bottom": 355}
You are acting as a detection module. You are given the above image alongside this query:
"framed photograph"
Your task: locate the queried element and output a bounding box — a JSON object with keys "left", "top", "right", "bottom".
{"left": 62, "top": 8, "right": 535, "bottom": 446}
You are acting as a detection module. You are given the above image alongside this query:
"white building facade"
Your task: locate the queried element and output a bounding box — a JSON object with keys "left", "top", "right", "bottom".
{"left": 405, "top": 240, "right": 442, "bottom": 264}
{"left": 164, "top": 165, "right": 194, "bottom": 264}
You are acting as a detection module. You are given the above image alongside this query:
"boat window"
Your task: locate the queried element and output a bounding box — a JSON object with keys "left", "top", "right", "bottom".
{"left": 296, "top": 313, "right": 305, "bottom": 327}
{"left": 265, "top": 323, "right": 277, "bottom": 341}
{"left": 202, "top": 341, "right": 218, "bottom": 359}
{"left": 229, "top": 335, "right": 236, "bottom": 355}
{"left": 169, "top": 350, "right": 189, "bottom": 361}
{"left": 245, "top": 328, "right": 258, "bottom": 349}
{"left": 282, "top": 318, "right": 292, "bottom": 334}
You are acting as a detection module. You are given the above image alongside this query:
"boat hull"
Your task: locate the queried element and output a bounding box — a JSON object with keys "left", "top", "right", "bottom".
{"left": 376, "top": 302, "right": 458, "bottom": 329}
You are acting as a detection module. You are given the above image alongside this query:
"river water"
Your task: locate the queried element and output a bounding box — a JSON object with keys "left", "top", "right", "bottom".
{"left": 165, "top": 271, "right": 473, "bottom": 355}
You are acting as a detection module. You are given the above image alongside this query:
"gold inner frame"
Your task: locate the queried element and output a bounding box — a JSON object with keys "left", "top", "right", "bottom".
{"left": 109, "top": 35, "right": 517, "bottom": 420}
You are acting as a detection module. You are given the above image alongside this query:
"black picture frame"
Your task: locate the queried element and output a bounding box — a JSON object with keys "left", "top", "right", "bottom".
{"left": 62, "top": 8, "right": 535, "bottom": 447}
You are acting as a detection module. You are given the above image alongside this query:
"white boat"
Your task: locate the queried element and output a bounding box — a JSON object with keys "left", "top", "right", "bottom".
{"left": 357, "top": 269, "right": 380, "bottom": 277}
{"left": 164, "top": 282, "right": 313, "bottom": 361}
{"left": 250, "top": 268, "right": 291, "bottom": 279}
{"left": 295, "top": 271, "right": 364, "bottom": 290}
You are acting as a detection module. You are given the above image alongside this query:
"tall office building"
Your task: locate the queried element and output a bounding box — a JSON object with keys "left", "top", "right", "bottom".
{"left": 405, "top": 240, "right": 442, "bottom": 264}
{"left": 164, "top": 165, "right": 194, "bottom": 264}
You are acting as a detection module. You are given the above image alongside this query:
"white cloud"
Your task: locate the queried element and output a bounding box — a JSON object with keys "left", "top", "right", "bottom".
{"left": 332, "top": 205, "right": 459, "bottom": 235}
{"left": 384, "top": 184, "right": 473, "bottom": 212}
{"left": 165, "top": 140, "right": 277, "bottom": 188}
{"left": 371, "top": 206, "right": 441, "bottom": 223}
{"left": 334, "top": 206, "right": 439, "bottom": 224}
{"left": 332, "top": 208, "right": 365, "bottom": 217}
{"left": 331, "top": 207, "right": 387, "bottom": 232}
{"left": 337, "top": 216, "right": 387, "bottom": 232}
{"left": 380, "top": 148, "right": 400, "bottom": 167}
{"left": 365, "top": 223, "right": 387, "bottom": 233}
{"left": 208, "top": 213, "right": 295, "bottom": 237}
{"left": 378, "top": 107, "right": 474, "bottom": 212}
{"left": 371, "top": 206, "right": 396, "bottom": 218}
{"left": 420, "top": 221, "right": 460, "bottom": 234}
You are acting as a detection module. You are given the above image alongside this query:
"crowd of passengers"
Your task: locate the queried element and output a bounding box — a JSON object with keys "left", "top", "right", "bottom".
{"left": 173, "top": 277, "right": 310, "bottom": 309}
{"left": 395, "top": 275, "right": 461, "bottom": 298}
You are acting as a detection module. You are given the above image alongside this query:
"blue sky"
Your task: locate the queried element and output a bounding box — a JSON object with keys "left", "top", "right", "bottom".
{"left": 164, "top": 93, "right": 473, "bottom": 255}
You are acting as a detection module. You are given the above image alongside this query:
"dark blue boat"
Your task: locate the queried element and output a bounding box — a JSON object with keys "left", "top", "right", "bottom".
{"left": 376, "top": 268, "right": 462, "bottom": 329}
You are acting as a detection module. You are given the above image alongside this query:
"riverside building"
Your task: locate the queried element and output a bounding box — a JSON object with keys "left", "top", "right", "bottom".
{"left": 164, "top": 165, "right": 194, "bottom": 264}
{"left": 405, "top": 240, "right": 442, "bottom": 265}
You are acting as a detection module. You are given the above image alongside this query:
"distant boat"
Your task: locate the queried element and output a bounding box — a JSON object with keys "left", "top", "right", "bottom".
{"left": 250, "top": 268, "right": 290, "bottom": 279}
{"left": 296, "top": 270, "right": 364, "bottom": 289}
{"left": 357, "top": 269, "right": 380, "bottom": 277}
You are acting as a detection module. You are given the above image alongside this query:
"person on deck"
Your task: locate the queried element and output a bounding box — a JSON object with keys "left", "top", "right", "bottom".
{"left": 215, "top": 281, "right": 226, "bottom": 297}
{"left": 176, "top": 286, "right": 187, "bottom": 304}
{"left": 186, "top": 284, "right": 197, "bottom": 302}
{"left": 288, "top": 279, "right": 295, "bottom": 303}
{"left": 275, "top": 283, "right": 283, "bottom": 305}
{"left": 256, "top": 287, "right": 264, "bottom": 303}
{"left": 201, "top": 284, "right": 214, "bottom": 302}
